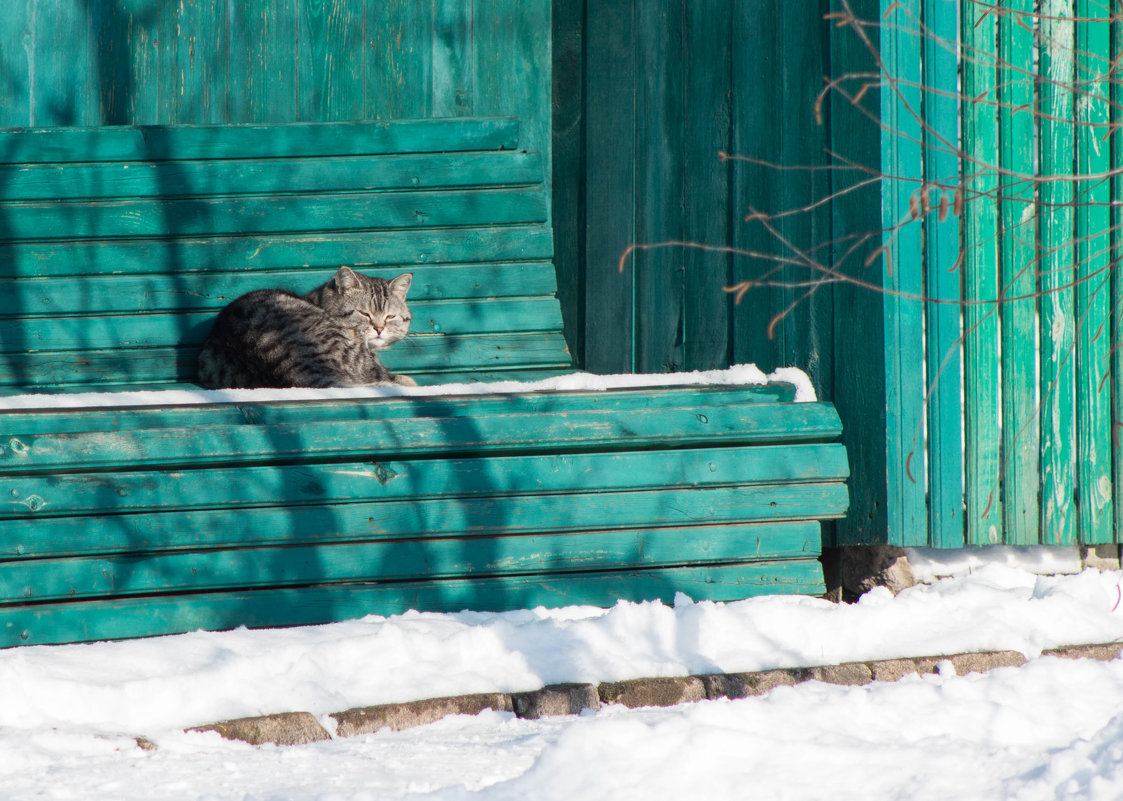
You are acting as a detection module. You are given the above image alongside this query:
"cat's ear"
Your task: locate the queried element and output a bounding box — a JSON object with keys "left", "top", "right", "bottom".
{"left": 332, "top": 266, "right": 361, "bottom": 292}
{"left": 389, "top": 272, "right": 413, "bottom": 300}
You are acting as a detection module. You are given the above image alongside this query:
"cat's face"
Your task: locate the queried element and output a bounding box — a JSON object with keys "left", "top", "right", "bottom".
{"left": 321, "top": 267, "right": 413, "bottom": 350}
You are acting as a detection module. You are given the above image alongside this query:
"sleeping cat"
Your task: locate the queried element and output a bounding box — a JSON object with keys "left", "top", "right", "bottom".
{"left": 197, "top": 267, "right": 416, "bottom": 389}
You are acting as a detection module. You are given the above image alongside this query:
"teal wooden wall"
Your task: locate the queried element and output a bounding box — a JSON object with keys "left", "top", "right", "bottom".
{"left": 0, "top": 0, "right": 550, "bottom": 152}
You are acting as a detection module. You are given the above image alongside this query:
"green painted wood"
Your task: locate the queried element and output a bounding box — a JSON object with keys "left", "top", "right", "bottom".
{"left": 365, "top": 0, "right": 434, "bottom": 120}
{"left": 0, "top": 298, "right": 565, "bottom": 352}
{"left": 0, "top": 262, "right": 559, "bottom": 317}
{"left": 0, "top": 561, "right": 827, "bottom": 648}
{"left": 0, "top": 226, "right": 555, "bottom": 279}
{"left": 1039, "top": 2, "right": 1077, "bottom": 545}
{"left": 0, "top": 150, "right": 545, "bottom": 201}
{"left": 0, "top": 448, "right": 850, "bottom": 519}
{"left": 0, "top": 118, "right": 521, "bottom": 164}
{"left": 0, "top": 384, "right": 804, "bottom": 436}
{"left": 0, "top": 408, "right": 846, "bottom": 472}
{"left": 299, "top": 0, "right": 366, "bottom": 122}
{"left": 633, "top": 0, "right": 684, "bottom": 374}
{"left": 0, "top": 2, "right": 32, "bottom": 128}
{"left": 2, "top": 520, "right": 822, "bottom": 604}
{"left": 0, "top": 484, "right": 819, "bottom": 560}
{"left": 0, "top": 332, "right": 573, "bottom": 389}
{"left": 583, "top": 0, "right": 636, "bottom": 374}
{"left": 227, "top": 1, "right": 299, "bottom": 124}
{"left": 1074, "top": 0, "right": 1114, "bottom": 544}
{"left": 1113, "top": 10, "right": 1123, "bottom": 545}
{"left": 433, "top": 0, "right": 474, "bottom": 118}
{"left": 880, "top": 0, "right": 927, "bottom": 546}
{"left": 34, "top": 0, "right": 93, "bottom": 127}
{"left": 160, "top": 0, "right": 225, "bottom": 125}
{"left": 925, "top": 0, "right": 966, "bottom": 547}
{"left": 682, "top": 0, "right": 732, "bottom": 371}
{"left": 997, "top": 0, "right": 1040, "bottom": 545}
{"left": 90, "top": 0, "right": 161, "bottom": 126}
{"left": 0, "top": 186, "right": 548, "bottom": 242}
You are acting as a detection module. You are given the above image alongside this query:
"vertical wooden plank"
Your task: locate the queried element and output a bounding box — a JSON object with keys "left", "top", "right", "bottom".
{"left": 91, "top": 0, "right": 162, "bottom": 125}
{"left": 830, "top": 0, "right": 889, "bottom": 545}
{"left": 961, "top": 0, "right": 1000, "bottom": 545}
{"left": 160, "top": 0, "right": 226, "bottom": 124}
{"left": 880, "top": 0, "right": 929, "bottom": 546}
{"left": 551, "top": 0, "right": 586, "bottom": 366}
{"left": 365, "top": 0, "right": 433, "bottom": 120}
{"left": 31, "top": 0, "right": 92, "bottom": 126}
{"left": 998, "top": 0, "right": 1039, "bottom": 544}
{"left": 584, "top": 0, "right": 636, "bottom": 374}
{"left": 730, "top": 0, "right": 779, "bottom": 373}
{"left": 1038, "top": 0, "right": 1077, "bottom": 545}
{"left": 298, "top": 0, "right": 365, "bottom": 122}
{"left": 633, "top": 0, "right": 684, "bottom": 373}
{"left": 227, "top": 0, "right": 298, "bottom": 123}
{"left": 1113, "top": 0, "right": 1123, "bottom": 545}
{"left": 432, "top": 0, "right": 473, "bottom": 118}
{"left": 0, "top": 0, "right": 33, "bottom": 127}
{"left": 1074, "top": 0, "right": 1113, "bottom": 544}
{"left": 682, "top": 0, "right": 732, "bottom": 371}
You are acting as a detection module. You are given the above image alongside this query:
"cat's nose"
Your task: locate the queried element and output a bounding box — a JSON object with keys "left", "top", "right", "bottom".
{"left": 373, "top": 326, "right": 384, "bottom": 335}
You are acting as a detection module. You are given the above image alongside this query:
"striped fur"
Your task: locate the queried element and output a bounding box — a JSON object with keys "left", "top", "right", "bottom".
{"left": 197, "top": 267, "right": 414, "bottom": 389}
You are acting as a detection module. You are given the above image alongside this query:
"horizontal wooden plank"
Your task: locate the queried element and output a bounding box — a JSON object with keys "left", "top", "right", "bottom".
{"left": 0, "top": 262, "right": 560, "bottom": 317}
{"left": 0, "top": 561, "right": 825, "bottom": 647}
{"left": 0, "top": 485, "right": 824, "bottom": 559}
{"left": 0, "top": 186, "right": 549, "bottom": 242}
{"left": 0, "top": 406, "right": 847, "bottom": 472}
{"left": 0, "top": 118, "right": 521, "bottom": 165}
{"left": 0, "top": 332, "right": 574, "bottom": 388}
{"left": 0, "top": 297, "right": 565, "bottom": 351}
{"left": 0, "top": 451, "right": 850, "bottom": 518}
{"left": 0, "top": 226, "right": 555, "bottom": 278}
{"left": 1, "top": 520, "right": 821, "bottom": 604}
{"left": 0, "top": 150, "right": 543, "bottom": 201}
{"left": 0, "top": 384, "right": 803, "bottom": 435}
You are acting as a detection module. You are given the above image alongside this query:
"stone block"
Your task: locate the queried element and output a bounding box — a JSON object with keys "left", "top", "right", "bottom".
{"left": 512, "top": 684, "right": 600, "bottom": 719}
{"left": 869, "top": 659, "right": 918, "bottom": 682}
{"left": 812, "top": 662, "right": 873, "bottom": 686}
{"left": 701, "top": 669, "right": 811, "bottom": 700}
{"left": 190, "top": 711, "right": 331, "bottom": 746}
{"left": 332, "top": 693, "right": 513, "bottom": 737}
{"left": 831, "top": 545, "right": 917, "bottom": 596}
{"left": 1044, "top": 644, "right": 1123, "bottom": 662}
{"left": 1081, "top": 545, "right": 1122, "bottom": 572}
{"left": 599, "top": 676, "right": 706, "bottom": 708}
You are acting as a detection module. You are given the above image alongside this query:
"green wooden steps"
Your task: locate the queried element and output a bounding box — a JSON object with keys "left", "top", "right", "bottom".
{"left": 0, "top": 120, "right": 849, "bottom": 647}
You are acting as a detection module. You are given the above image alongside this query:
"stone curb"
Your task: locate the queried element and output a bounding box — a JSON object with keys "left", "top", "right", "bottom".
{"left": 178, "top": 642, "right": 1123, "bottom": 747}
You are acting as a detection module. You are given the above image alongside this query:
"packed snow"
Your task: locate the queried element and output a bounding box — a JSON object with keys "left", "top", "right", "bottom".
{"left": 0, "top": 364, "right": 817, "bottom": 411}
{"left": 5, "top": 565, "right": 1123, "bottom": 799}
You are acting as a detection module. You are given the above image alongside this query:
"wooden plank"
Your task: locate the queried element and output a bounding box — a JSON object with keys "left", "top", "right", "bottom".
{"left": 583, "top": 0, "right": 636, "bottom": 373}
{"left": 0, "top": 262, "right": 559, "bottom": 317}
{"left": 365, "top": 0, "right": 434, "bottom": 120}
{"left": 0, "top": 150, "right": 545, "bottom": 201}
{"left": 0, "top": 297, "right": 565, "bottom": 351}
{"left": 32, "top": 0, "right": 92, "bottom": 127}
{"left": 432, "top": 0, "right": 474, "bottom": 117}
{"left": 1074, "top": 0, "right": 1113, "bottom": 544}
{"left": 90, "top": 0, "right": 162, "bottom": 125}
{"left": 682, "top": 0, "right": 732, "bottom": 371}
{"left": 0, "top": 450, "right": 851, "bottom": 519}
{"left": 998, "top": 0, "right": 1040, "bottom": 545}
{"left": 633, "top": 0, "right": 684, "bottom": 374}
{"left": 0, "top": 1, "right": 32, "bottom": 128}
{"left": 0, "top": 384, "right": 806, "bottom": 436}
{"left": 0, "top": 561, "right": 827, "bottom": 648}
{"left": 961, "top": 0, "right": 999, "bottom": 545}
{"left": 0, "top": 226, "right": 554, "bottom": 278}
{"left": 226, "top": 0, "right": 299, "bottom": 123}
{"left": 0, "top": 410, "right": 847, "bottom": 472}
{"left": 1114, "top": 4, "right": 1123, "bottom": 544}
{"left": 0, "top": 333, "right": 574, "bottom": 389}
{"left": 880, "top": 0, "right": 928, "bottom": 546}
{"left": 0, "top": 186, "right": 549, "bottom": 241}
{"left": 2, "top": 521, "right": 823, "bottom": 604}
{"left": 159, "top": 0, "right": 225, "bottom": 125}
{"left": 1039, "top": 2, "right": 1077, "bottom": 545}
{"left": 0, "top": 118, "right": 521, "bottom": 164}
{"left": 0, "top": 484, "right": 820, "bottom": 559}
{"left": 298, "top": 0, "right": 366, "bottom": 121}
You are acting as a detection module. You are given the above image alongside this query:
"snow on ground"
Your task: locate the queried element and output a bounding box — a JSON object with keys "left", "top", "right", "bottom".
{"left": 5, "top": 566, "right": 1123, "bottom": 799}
{"left": 0, "top": 364, "right": 816, "bottom": 410}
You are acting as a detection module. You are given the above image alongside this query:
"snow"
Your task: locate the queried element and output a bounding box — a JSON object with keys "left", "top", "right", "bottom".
{"left": 0, "top": 364, "right": 816, "bottom": 411}
{"left": 5, "top": 567, "right": 1123, "bottom": 799}
{"left": 906, "top": 544, "right": 1085, "bottom": 582}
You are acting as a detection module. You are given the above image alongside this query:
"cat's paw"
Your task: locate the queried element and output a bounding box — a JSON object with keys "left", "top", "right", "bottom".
{"left": 392, "top": 374, "right": 418, "bottom": 387}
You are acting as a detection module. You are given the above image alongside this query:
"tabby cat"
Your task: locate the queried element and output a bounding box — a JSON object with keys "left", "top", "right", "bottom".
{"left": 197, "top": 267, "right": 416, "bottom": 389}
